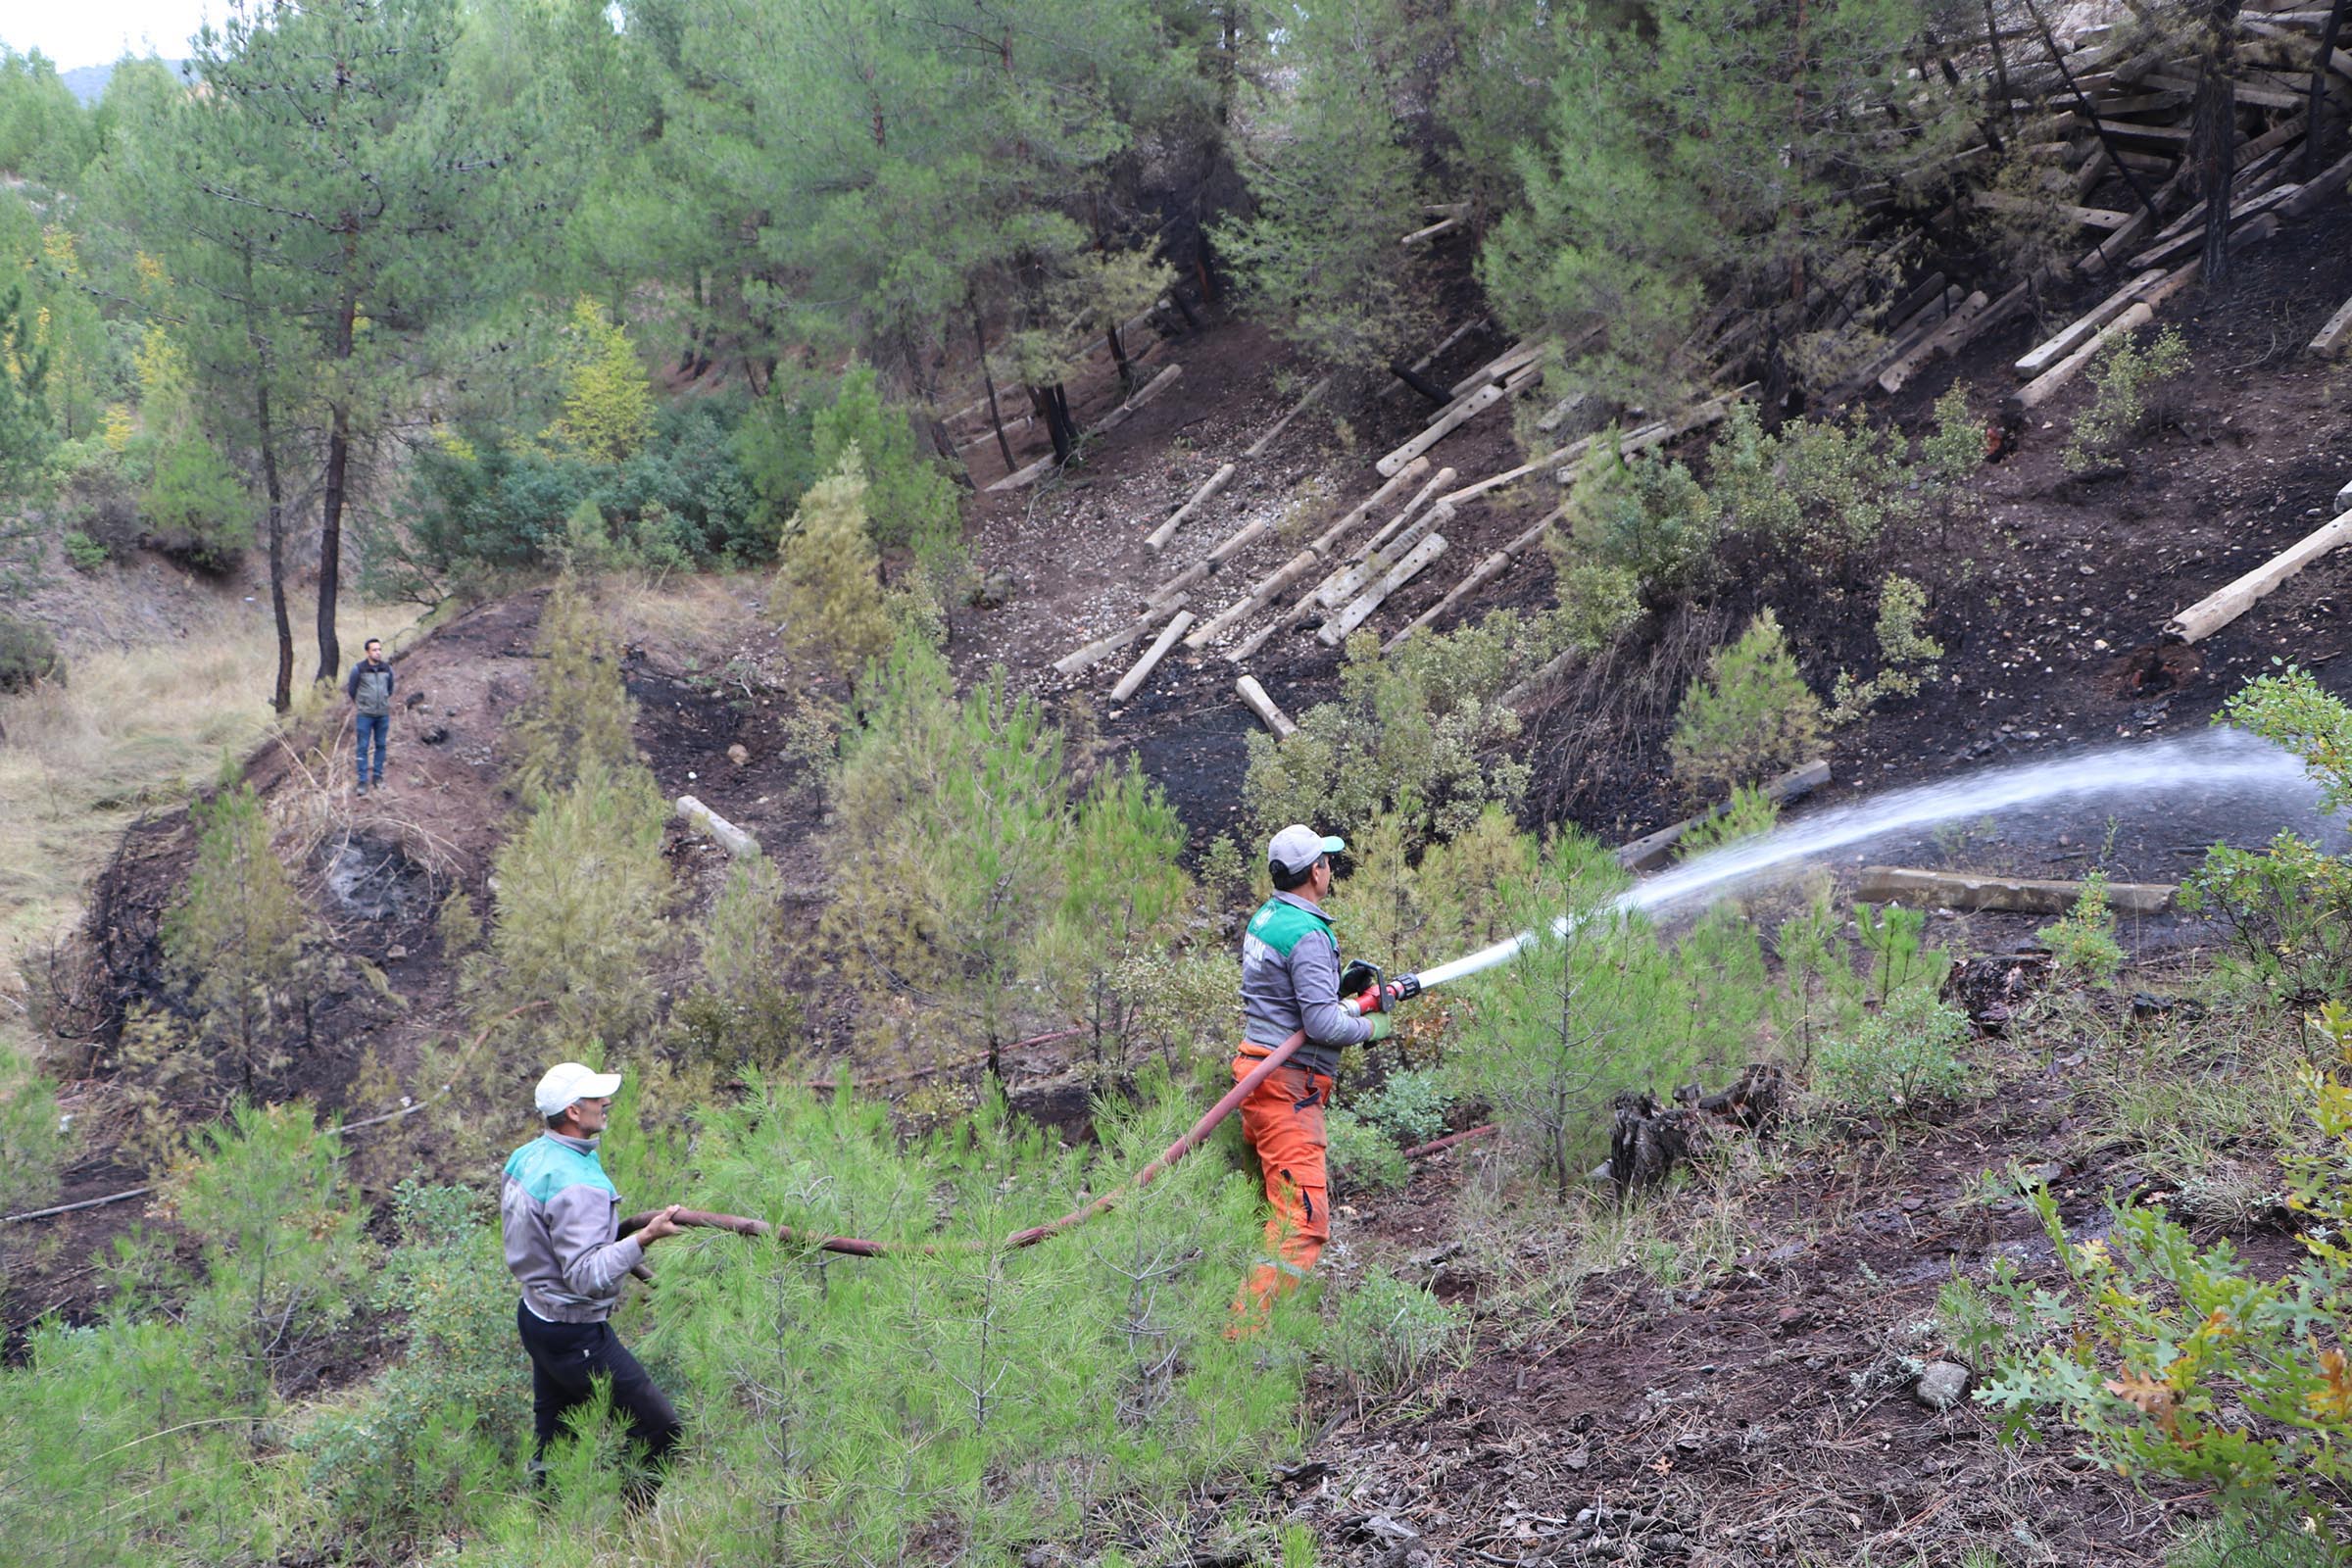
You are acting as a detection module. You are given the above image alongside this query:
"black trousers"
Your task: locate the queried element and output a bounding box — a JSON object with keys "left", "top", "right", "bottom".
{"left": 515, "top": 1300, "right": 682, "bottom": 1473}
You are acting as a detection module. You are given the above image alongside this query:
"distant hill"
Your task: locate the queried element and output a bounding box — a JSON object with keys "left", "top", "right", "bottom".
{"left": 61, "top": 59, "right": 187, "bottom": 106}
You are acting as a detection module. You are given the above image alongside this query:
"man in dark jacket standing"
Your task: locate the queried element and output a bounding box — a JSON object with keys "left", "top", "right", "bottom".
{"left": 1229, "top": 824, "right": 1393, "bottom": 1331}
{"left": 343, "top": 637, "right": 394, "bottom": 797}
{"left": 502, "top": 1061, "right": 686, "bottom": 1501}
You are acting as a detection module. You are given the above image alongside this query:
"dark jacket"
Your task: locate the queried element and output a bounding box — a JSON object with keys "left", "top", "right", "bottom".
{"left": 344, "top": 657, "right": 395, "bottom": 717}
{"left": 1239, "top": 891, "right": 1373, "bottom": 1075}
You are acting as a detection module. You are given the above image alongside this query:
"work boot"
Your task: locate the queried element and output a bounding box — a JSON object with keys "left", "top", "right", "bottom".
{"left": 355, "top": 782, "right": 368, "bottom": 799}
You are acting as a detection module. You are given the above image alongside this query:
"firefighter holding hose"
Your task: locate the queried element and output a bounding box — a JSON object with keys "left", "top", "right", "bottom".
{"left": 1231, "top": 825, "right": 1407, "bottom": 1330}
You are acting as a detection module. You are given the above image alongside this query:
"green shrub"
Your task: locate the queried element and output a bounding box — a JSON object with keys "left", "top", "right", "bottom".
{"left": 506, "top": 574, "right": 640, "bottom": 808}
{"left": 1674, "top": 783, "right": 1780, "bottom": 860}
{"left": 2065, "top": 326, "right": 2189, "bottom": 471}
{"left": 811, "top": 367, "right": 963, "bottom": 565}
{"left": 1325, "top": 1108, "right": 1409, "bottom": 1196}
{"left": 1831, "top": 574, "right": 1943, "bottom": 722}
{"left": 1810, "top": 989, "right": 1973, "bottom": 1117}
{"left": 677, "top": 855, "right": 807, "bottom": 1075}
{"left": 1244, "top": 618, "right": 1537, "bottom": 849}
{"left": 62, "top": 527, "right": 107, "bottom": 570}
{"left": 162, "top": 774, "right": 311, "bottom": 1098}
{"left": 1668, "top": 608, "right": 1827, "bottom": 801}
{"left": 1329, "top": 1267, "right": 1467, "bottom": 1394}
{"left": 1554, "top": 432, "right": 1715, "bottom": 611}
{"left": 2038, "top": 870, "right": 2126, "bottom": 987}
{"left": 1356, "top": 1067, "right": 1452, "bottom": 1146}
{"left": 0, "top": 609, "right": 62, "bottom": 691}
{"left": 1980, "top": 1009, "right": 2352, "bottom": 1528}
{"left": 0, "top": 1041, "right": 64, "bottom": 1219}
{"left": 142, "top": 436, "right": 253, "bottom": 572}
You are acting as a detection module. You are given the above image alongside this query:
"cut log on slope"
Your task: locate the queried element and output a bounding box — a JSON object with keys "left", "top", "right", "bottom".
{"left": 1399, "top": 216, "right": 1462, "bottom": 245}
{"left": 2313, "top": 295, "right": 2352, "bottom": 357}
{"left": 1109, "top": 611, "right": 1196, "bottom": 703}
{"left": 2011, "top": 300, "right": 2152, "bottom": 410}
{"left": 1501, "top": 647, "right": 1578, "bottom": 708}
{"left": 1613, "top": 760, "right": 1832, "bottom": 871}
{"left": 1376, "top": 364, "right": 1539, "bottom": 477}
{"left": 1446, "top": 339, "right": 1547, "bottom": 401}
{"left": 2129, "top": 189, "right": 2297, "bottom": 270}
{"left": 1441, "top": 383, "right": 1755, "bottom": 511}
{"left": 1380, "top": 317, "right": 1489, "bottom": 402}
{"left": 2336, "top": 476, "right": 2352, "bottom": 511}
{"left": 1824, "top": 286, "right": 1962, "bottom": 404}
{"left": 1054, "top": 595, "right": 1191, "bottom": 675}
{"left": 1187, "top": 550, "right": 1322, "bottom": 649}
{"left": 1235, "top": 675, "right": 1297, "bottom": 738}
{"left": 1317, "top": 533, "right": 1449, "bottom": 647}
{"left": 1313, "top": 467, "right": 1455, "bottom": 606}
{"left": 2165, "top": 508, "right": 2352, "bottom": 642}
{"left": 1974, "top": 192, "right": 2133, "bottom": 227}
{"left": 1146, "top": 463, "right": 1237, "bottom": 554}
{"left": 1383, "top": 504, "right": 1568, "bottom": 650}
{"left": 677, "top": 796, "right": 760, "bottom": 858}
{"left": 2280, "top": 147, "right": 2352, "bottom": 217}
{"left": 1315, "top": 506, "right": 1452, "bottom": 610}
{"left": 1207, "top": 516, "right": 1274, "bottom": 566}
{"left": 1307, "top": 459, "right": 1432, "bottom": 557}
{"left": 1879, "top": 290, "right": 1993, "bottom": 393}
{"left": 2015, "top": 268, "right": 2169, "bottom": 377}
{"left": 1856, "top": 865, "right": 2177, "bottom": 915}
{"left": 1244, "top": 376, "right": 1334, "bottom": 458}
{"left": 984, "top": 365, "right": 1182, "bottom": 491}
{"left": 1227, "top": 587, "right": 1319, "bottom": 663}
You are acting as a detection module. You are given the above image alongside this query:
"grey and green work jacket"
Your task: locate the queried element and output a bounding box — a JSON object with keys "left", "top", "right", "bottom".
{"left": 344, "top": 658, "right": 396, "bottom": 717}
{"left": 1240, "top": 891, "right": 1374, "bottom": 1076}
{"left": 500, "top": 1131, "right": 643, "bottom": 1323}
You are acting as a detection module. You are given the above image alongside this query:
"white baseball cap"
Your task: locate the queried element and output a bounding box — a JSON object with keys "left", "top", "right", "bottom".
{"left": 1267, "top": 824, "right": 1347, "bottom": 875}
{"left": 534, "top": 1061, "right": 623, "bottom": 1119}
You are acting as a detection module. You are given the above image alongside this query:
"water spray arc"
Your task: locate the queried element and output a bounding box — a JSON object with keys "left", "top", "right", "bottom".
{"left": 650, "top": 731, "right": 2311, "bottom": 1258}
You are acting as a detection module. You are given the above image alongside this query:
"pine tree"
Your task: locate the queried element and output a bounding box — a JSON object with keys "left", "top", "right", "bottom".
{"left": 508, "top": 575, "right": 641, "bottom": 808}
{"left": 1668, "top": 609, "right": 1828, "bottom": 801}
{"left": 1039, "top": 761, "right": 1191, "bottom": 1069}
{"left": 162, "top": 775, "right": 311, "bottom": 1097}
{"left": 772, "top": 453, "right": 904, "bottom": 677}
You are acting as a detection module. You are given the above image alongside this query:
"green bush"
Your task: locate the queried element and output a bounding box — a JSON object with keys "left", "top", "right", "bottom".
{"left": 1668, "top": 609, "right": 1827, "bottom": 801}
{"left": 0, "top": 1040, "right": 65, "bottom": 1220}
{"left": 1810, "top": 989, "right": 1973, "bottom": 1117}
{"left": 1830, "top": 574, "right": 1943, "bottom": 722}
{"left": 811, "top": 367, "right": 963, "bottom": 564}
{"left": 61, "top": 527, "right": 107, "bottom": 570}
{"left": 0, "top": 609, "right": 62, "bottom": 692}
{"left": 142, "top": 436, "right": 254, "bottom": 572}
{"left": 2065, "top": 326, "right": 2189, "bottom": 471}
{"left": 1325, "top": 1108, "right": 1409, "bottom": 1196}
{"left": 2038, "top": 870, "right": 2126, "bottom": 987}
{"left": 1355, "top": 1067, "right": 1452, "bottom": 1147}
{"left": 1329, "top": 1267, "right": 1467, "bottom": 1394}
{"left": 772, "top": 453, "right": 912, "bottom": 676}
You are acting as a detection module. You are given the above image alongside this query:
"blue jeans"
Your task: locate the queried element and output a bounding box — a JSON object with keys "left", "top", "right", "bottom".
{"left": 355, "top": 711, "right": 388, "bottom": 784}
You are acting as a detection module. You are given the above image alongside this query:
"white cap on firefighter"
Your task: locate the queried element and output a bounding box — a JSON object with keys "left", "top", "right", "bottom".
{"left": 1267, "top": 824, "right": 1347, "bottom": 876}
{"left": 534, "top": 1061, "right": 624, "bottom": 1120}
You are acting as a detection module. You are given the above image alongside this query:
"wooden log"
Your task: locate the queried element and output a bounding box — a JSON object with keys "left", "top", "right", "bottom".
{"left": 1376, "top": 365, "right": 1538, "bottom": 477}
{"left": 2165, "top": 509, "right": 2352, "bottom": 642}
{"left": 1545, "top": 383, "right": 1756, "bottom": 484}
{"left": 1400, "top": 215, "right": 1463, "bottom": 246}
{"left": 2337, "top": 476, "right": 2352, "bottom": 512}
{"left": 1244, "top": 375, "right": 1334, "bottom": 458}
{"left": 1235, "top": 675, "right": 1297, "bottom": 738}
{"left": 2312, "top": 295, "right": 2352, "bottom": 357}
{"left": 2008, "top": 301, "right": 2155, "bottom": 414}
{"left": 1535, "top": 392, "right": 1592, "bottom": 434}
{"left": 2129, "top": 184, "right": 2301, "bottom": 270}
{"left": 1825, "top": 286, "right": 1962, "bottom": 403}
{"left": 1380, "top": 317, "right": 1489, "bottom": 402}
{"left": 1879, "top": 290, "right": 1993, "bottom": 394}
{"left": 678, "top": 795, "right": 760, "bottom": 858}
{"left": 1855, "top": 865, "right": 2177, "bottom": 915}
{"left": 1054, "top": 595, "right": 1191, "bottom": 675}
{"left": 1206, "top": 515, "right": 1275, "bottom": 566}
{"left": 1329, "top": 466, "right": 1455, "bottom": 575}
{"left": 1973, "top": 192, "right": 2132, "bottom": 228}
{"left": 1446, "top": 339, "right": 1546, "bottom": 400}
{"left": 1187, "top": 550, "right": 1321, "bottom": 649}
{"left": 1226, "top": 588, "right": 1319, "bottom": 663}
{"left": 1613, "top": 760, "right": 1832, "bottom": 871}
{"left": 1318, "top": 533, "right": 1449, "bottom": 647}
{"left": 1308, "top": 459, "right": 1430, "bottom": 557}
{"left": 1316, "top": 504, "right": 1452, "bottom": 609}
{"left": 1109, "top": 611, "right": 1196, "bottom": 702}
{"left": 2015, "top": 268, "right": 2169, "bottom": 378}
{"left": 1383, "top": 505, "right": 1568, "bottom": 652}
{"left": 1147, "top": 463, "right": 1237, "bottom": 554}
{"left": 1147, "top": 558, "right": 1216, "bottom": 608}
{"left": 1501, "top": 647, "right": 1578, "bottom": 708}
{"left": 2280, "top": 146, "right": 2352, "bottom": 217}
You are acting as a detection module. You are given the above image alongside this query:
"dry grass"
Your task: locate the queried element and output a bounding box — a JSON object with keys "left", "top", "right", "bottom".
{"left": 0, "top": 597, "right": 425, "bottom": 1000}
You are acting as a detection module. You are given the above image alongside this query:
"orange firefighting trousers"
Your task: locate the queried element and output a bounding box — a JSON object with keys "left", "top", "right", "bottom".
{"left": 1230, "top": 1048, "right": 1335, "bottom": 1325}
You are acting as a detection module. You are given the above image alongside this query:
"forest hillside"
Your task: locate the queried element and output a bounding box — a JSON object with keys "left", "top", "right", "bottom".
{"left": 3, "top": 2, "right": 2352, "bottom": 1565}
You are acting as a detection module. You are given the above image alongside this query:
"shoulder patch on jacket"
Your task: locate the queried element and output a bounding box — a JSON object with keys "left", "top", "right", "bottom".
{"left": 1246, "top": 898, "right": 1333, "bottom": 956}
{"left": 503, "top": 1137, "right": 616, "bottom": 1205}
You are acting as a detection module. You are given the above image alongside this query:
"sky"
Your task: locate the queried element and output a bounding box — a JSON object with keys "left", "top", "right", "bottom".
{"left": 4, "top": 1, "right": 215, "bottom": 71}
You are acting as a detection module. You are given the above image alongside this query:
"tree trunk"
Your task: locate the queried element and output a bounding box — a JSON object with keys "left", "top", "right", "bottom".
{"left": 1106, "top": 326, "right": 1135, "bottom": 395}
{"left": 972, "top": 303, "right": 1016, "bottom": 472}
{"left": 260, "top": 382, "right": 291, "bottom": 714}
{"left": 2311, "top": 0, "right": 2349, "bottom": 176}
{"left": 1387, "top": 358, "right": 1453, "bottom": 407}
{"left": 1030, "top": 384, "right": 1077, "bottom": 465}
{"left": 315, "top": 275, "right": 356, "bottom": 689}
{"left": 2194, "top": 0, "right": 2241, "bottom": 290}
